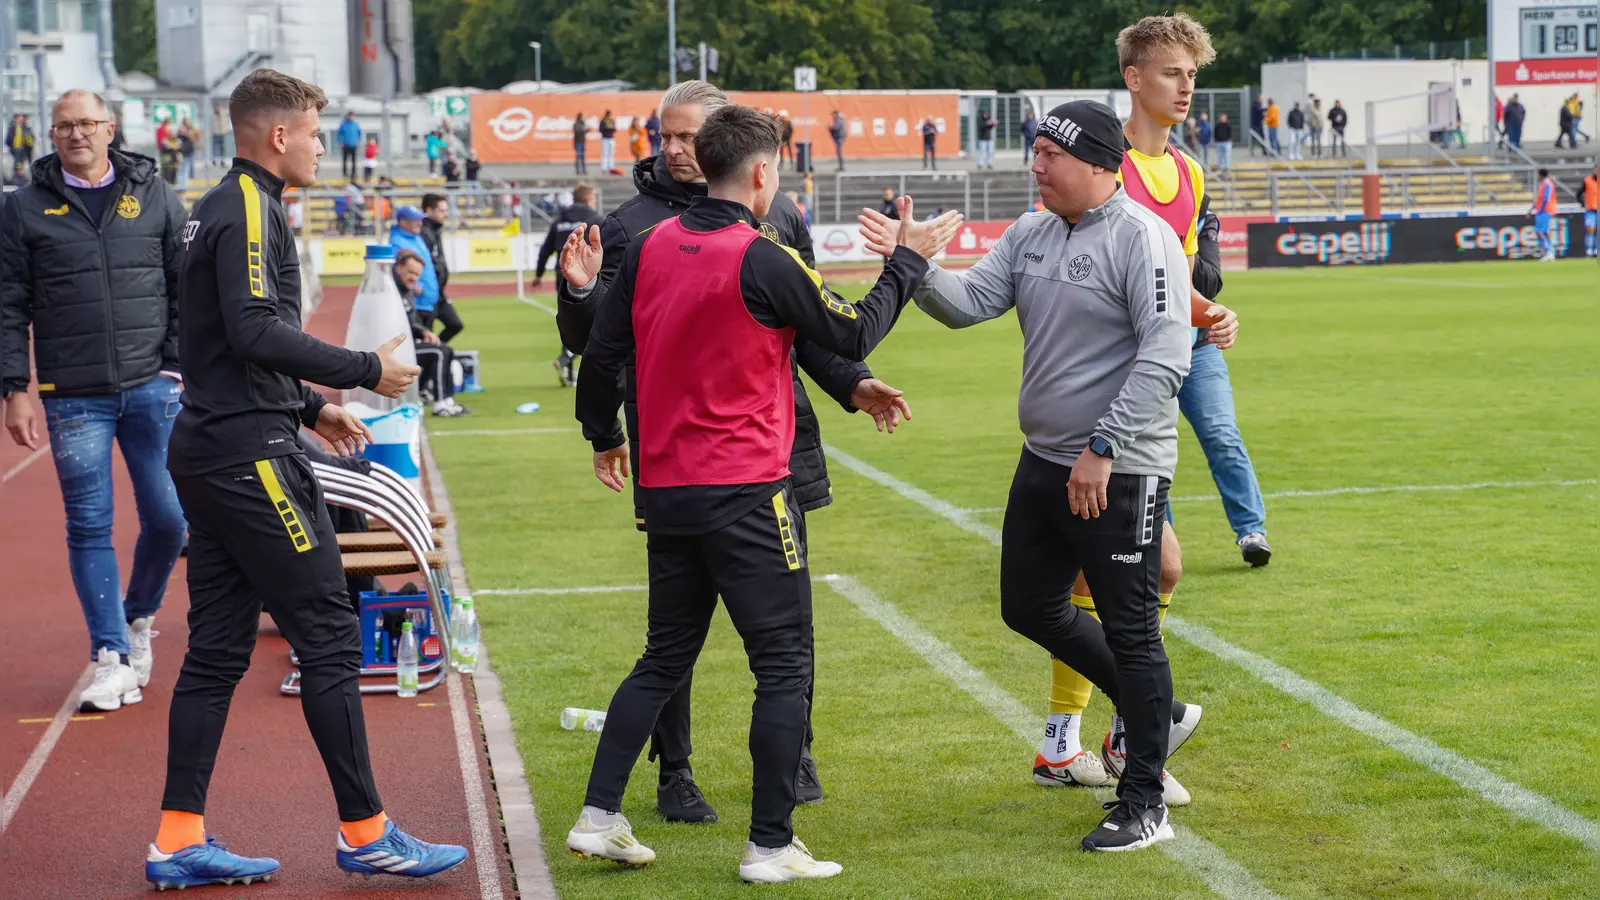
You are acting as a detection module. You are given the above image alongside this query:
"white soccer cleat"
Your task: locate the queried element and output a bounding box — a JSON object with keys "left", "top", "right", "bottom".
{"left": 1033, "top": 750, "right": 1112, "bottom": 787}
{"left": 738, "top": 838, "right": 842, "bottom": 884}
{"left": 129, "top": 617, "right": 157, "bottom": 688}
{"left": 1161, "top": 771, "right": 1192, "bottom": 807}
{"left": 566, "top": 810, "right": 655, "bottom": 868}
{"left": 81, "top": 647, "right": 142, "bottom": 712}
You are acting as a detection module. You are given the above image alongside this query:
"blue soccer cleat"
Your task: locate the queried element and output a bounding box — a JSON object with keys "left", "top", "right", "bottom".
{"left": 336, "top": 820, "right": 468, "bottom": 878}
{"left": 145, "top": 836, "right": 280, "bottom": 890}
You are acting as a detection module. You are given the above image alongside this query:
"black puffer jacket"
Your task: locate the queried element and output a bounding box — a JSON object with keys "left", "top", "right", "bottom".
{"left": 556, "top": 154, "right": 869, "bottom": 522}
{"left": 1, "top": 150, "right": 185, "bottom": 397}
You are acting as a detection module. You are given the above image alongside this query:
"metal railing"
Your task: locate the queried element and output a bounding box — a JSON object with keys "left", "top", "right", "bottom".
{"left": 286, "top": 184, "right": 594, "bottom": 238}
{"left": 1255, "top": 164, "right": 1593, "bottom": 217}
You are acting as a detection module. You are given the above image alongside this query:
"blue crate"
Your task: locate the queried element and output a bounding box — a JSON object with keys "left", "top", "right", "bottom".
{"left": 359, "top": 589, "right": 451, "bottom": 669}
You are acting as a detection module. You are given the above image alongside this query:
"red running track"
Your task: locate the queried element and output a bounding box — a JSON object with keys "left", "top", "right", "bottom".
{"left": 0, "top": 285, "right": 516, "bottom": 899}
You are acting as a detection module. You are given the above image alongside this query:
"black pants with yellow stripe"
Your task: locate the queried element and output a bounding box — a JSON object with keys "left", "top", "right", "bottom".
{"left": 584, "top": 488, "right": 813, "bottom": 848}
{"left": 162, "top": 453, "right": 383, "bottom": 822}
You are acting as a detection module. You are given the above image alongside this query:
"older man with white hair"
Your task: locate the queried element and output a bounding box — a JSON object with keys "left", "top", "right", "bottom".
{"left": 556, "top": 80, "right": 911, "bottom": 824}
{"left": 2, "top": 89, "right": 189, "bottom": 713}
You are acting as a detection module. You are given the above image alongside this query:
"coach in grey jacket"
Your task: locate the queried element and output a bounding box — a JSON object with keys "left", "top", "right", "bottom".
{"left": 884, "top": 100, "right": 1198, "bottom": 853}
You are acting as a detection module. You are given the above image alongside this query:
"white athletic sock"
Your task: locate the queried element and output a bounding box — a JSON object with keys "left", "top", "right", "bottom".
{"left": 1040, "top": 713, "right": 1081, "bottom": 764}
{"left": 581, "top": 805, "right": 621, "bottom": 827}
{"left": 1108, "top": 713, "right": 1126, "bottom": 754}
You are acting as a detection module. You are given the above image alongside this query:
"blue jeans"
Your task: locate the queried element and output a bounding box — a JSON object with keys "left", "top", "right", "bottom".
{"left": 43, "top": 377, "right": 187, "bottom": 659}
{"left": 1178, "top": 342, "right": 1266, "bottom": 539}
{"left": 976, "top": 139, "right": 993, "bottom": 166}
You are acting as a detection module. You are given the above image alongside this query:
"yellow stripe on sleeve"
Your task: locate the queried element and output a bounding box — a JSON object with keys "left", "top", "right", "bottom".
{"left": 773, "top": 242, "right": 856, "bottom": 320}
{"left": 237, "top": 174, "right": 267, "bottom": 298}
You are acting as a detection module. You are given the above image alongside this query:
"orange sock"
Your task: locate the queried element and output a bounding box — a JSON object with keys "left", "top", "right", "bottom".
{"left": 155, "top": 811, "right": 206, "bottom": 853}
{"left": 340, "top": 812, "right": 389, "bottom": 847}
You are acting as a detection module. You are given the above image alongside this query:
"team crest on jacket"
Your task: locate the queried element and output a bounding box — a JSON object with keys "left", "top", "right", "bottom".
{"left": 759, "top": 222, "right": 780, "bottom": 242}
{"left": 1067, "top": 254, "right": 1092, "bottom": 281}
{"left": 116, "top": 195, "right": 141, "bottom": 219}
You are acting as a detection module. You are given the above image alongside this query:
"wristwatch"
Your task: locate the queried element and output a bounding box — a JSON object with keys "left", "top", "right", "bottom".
{"left": 1088, "top": 435, "right": 1117, "bottom": 459}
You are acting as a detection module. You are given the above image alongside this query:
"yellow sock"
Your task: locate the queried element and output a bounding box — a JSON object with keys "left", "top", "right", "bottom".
{"left": 1159, "top": 592, "right": 1173, "bottom": 629}
{"left": 155, "top": 810, "right": 205, "bottom": 853}
{"left": 340, "top": 812, "right": 389, "bottom": 848}
{"left": 1046, "top": 594, "right": 1101, "bottom": 714}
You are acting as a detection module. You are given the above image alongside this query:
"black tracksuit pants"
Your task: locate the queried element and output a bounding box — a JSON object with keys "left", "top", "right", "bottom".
{"left": 584, "top": 490, "right": 813, "bottom": 848}
{"left": 999, "top": 447, "right": 1172, "bottom": 808}
{"left": 162, "top": 454, "right": 383, "bottom": 822}
{"left": 420, "top": 299, "right": 464, "bottom": 344}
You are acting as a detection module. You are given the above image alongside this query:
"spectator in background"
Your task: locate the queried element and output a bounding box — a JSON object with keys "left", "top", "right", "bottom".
{"left": 175, "top": 118, "right": 197, "bottom": 189}
{"left": 1528, "top": 167, "right": 1557, "bottom": 261}
{"left": 921, "top": 116, "right": 938, "bottom": 169}
{"left": 1569, "top": 95, "right": 1588, "bottom": 144}
{"left": 209, "top": 103, "right": 229, "bottom": 166}
{"left": 645, "top": 108, "right": 662, "bottom": 155}
{"left": 1502, "top": 94, "right": 1525, "bottom": 150}
{"left": 1196, "top": 110, "right": 1212, "bottom": 167}
{"left": 1494, "top": 95, "right": 1505, "bottom": 148}
{"left": 392, "top": 249, "right": 469, "bottom": 417}
{"left": 1250, "top": 96, "right": 1265, "bottom": 155}
{"left": 362, "top": 134, "right": 379, "bottom": 182}
{"left": 154, "top": 117, "right": 171, "bottom": 156}
{"left": 573, "top": 111, "right": 589, "bottom": 174}
{"left": 390, "top": 204, "right": 443, "bottom": 329}
{"left": 788, "top": 189, "right": 809, "bottom": 227}
{"left": 1021, "top": 108, "right": 1038, "bottom": 164}
{"left": 598, "top": 109, "right": 617, "bottom": 171}
{"left": 829, "top": 110, "right": 846, "bottom": 171}
{"left": 1285, "top": 101, "right": 1303, "bottom": 159}
{"left": 532, "top": 184, "right": 602, "bottom": 386}
{"left": 425, "top": 129, "right": 445, "bottom": 173}
{"left": 779, "top": 113, "right": 794, "bottom": 169}
{"left": 342, "top": 179, "right": 366, "bottom": 234}
{"left": 1449, "top": 103, "right": 1467, "bottom": 148}
{"left": 1182, "top": 117, "right": 1199, "bottom": 154}
{"left": 975, "top": 110, "right": 995, "bottom": 168}
{"left": 1328, "top": 100, "right": 1348, "bottom": 156}
{"left": 159, "top": 132, "right": 181, "bottom": 185}
{"left": 2, "top": 89, "right": 188, "bottom": 713}
{"left": 1556, "top": 102, "right": 1575, "bottom": 149}
{"left": 420, "top": 193, "right": 465, "bottom": 344}
{"left": 1582, "top": 161, "right": 1597, "bottom": 257}
{"left": 877, "top": 186, "right": 898, "bottom": 219}
{"left": 1306, "top": 97, "right": 1323, "bottom": 158}
{"left": 629, "top": 115, "right": 646, "bottom": 162}
{"left": 1212, "top": 112, "right": 1232, "bottom": 171}
{"left": 337, "top": 111, "right": 361, "bottom": 179}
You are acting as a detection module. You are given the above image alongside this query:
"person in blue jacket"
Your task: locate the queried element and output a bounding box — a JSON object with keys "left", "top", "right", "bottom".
{"left": 336, "top": 112, "right": 362, "bottom": 180}
{"left": 388, "top": 206, "right": 439, "bottom": 323}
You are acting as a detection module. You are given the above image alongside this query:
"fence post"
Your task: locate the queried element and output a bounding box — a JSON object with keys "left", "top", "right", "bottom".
{"left": 1269, "top": 173, "right": 1278, "bottom": 217}
{"left": 1466, "top": 171, "right": 1475, "bottom": 211}
{"left": 834, "top": 173, "right": 841, "bottom": 224}
{"left": 963, "top": 173, "right": 971, "bottom": 218}
{"left": 983, "top": 178, "right": 990, "bottom": 220}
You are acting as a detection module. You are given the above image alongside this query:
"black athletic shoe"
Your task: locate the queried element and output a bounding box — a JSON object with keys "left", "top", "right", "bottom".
{"left": 657, "top": 768, "right": 718, "bottom": 823}
{"left": 1238, "top": 532, "right": 1272, "bottom": 567}
{"left": 554, "top": 352, "right": 577, "bottom": 388}
{"left": 796, "top": 747, "right": 824, "bottom": 805}
{"left": 1081, "top": 800, "right": 1173, "bottom": 852}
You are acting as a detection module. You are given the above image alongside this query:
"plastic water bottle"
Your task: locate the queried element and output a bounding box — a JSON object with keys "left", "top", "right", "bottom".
{"left": 345, "top": 245, "right": 424, "bottom": 493}
{"left": 396, "top": 621, "right": 419, "bottom": 698}
{"left": 560, "top": 708, "right": 607, "bottom": 732}
{"left": 451, "top": 597, "right": 479, "bottom": 674}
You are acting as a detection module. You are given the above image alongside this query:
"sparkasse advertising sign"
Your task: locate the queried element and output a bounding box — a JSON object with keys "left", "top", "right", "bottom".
{"left": 1247, "top": 214, "right": 1586, "bottom": 267}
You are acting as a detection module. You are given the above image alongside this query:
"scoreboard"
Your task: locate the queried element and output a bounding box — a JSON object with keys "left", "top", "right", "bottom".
{"left": 1518, "top": 5, "right": 1598, "bottom": 58}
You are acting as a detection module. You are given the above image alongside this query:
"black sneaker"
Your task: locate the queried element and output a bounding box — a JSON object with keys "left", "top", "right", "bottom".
{"left": 796, "top": 747, "right": 823, "bottom": 805}
{"left": 1238, "top": 532, "right": 1272, "bottom": 567}
{"left": 1081, "top": 800, "right": 1173, "bottom": 852}
{"left": 657, "top": 768, "right": 718, "bottom": 823}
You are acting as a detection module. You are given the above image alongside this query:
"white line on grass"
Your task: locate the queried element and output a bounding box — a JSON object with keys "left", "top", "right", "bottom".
{"left": 431, "top": 427, "right": 578, "bottom": 437}
{"left": 1, "top": 661, "right": 95, "bottom": 833}
{"left": 476, "top": 585, "right": 648, "bottom": 596}
{"left": 517, "top": 296, "right": 559, "bottom": 316}
{"left": 961, "top": 477, "right": 1599, "bottom": 513}
{"left": 822, "top": 443, "right": 1600, "bottom": 852}
{"left": 820, "top": 574, "right": 1280, "bottom": 900}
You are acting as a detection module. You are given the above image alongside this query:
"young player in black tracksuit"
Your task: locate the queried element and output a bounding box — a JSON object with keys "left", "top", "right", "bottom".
{"left": 146, "top": 69, "right": 464, "bottom": 890}
{"left": 564, "top": 103, "right": 957, "bottom": 883}
{"left": 554, "top": 83, "right": 911, "bottom": 822}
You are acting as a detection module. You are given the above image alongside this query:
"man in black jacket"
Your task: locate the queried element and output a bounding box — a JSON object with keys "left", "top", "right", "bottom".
{"left": 419, "top": 193, "right": 464, "bottom": 343}
{"left": 556, "top": 80, "right": 909, "bottom": 823}
{"left": 534, "top": 184, "right": 603, "bottom": 386}
{"left": 146, "top": 68, "right": 464, "bottom": 887}
{"left": 2, "top": 89, "right": 189, "bottom": 714}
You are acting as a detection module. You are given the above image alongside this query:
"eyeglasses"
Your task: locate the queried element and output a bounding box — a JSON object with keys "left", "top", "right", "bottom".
{"left": 51, "top": 119, "right": 112, "bottom": 139}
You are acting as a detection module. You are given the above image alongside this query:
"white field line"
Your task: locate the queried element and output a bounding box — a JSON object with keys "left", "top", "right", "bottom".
{"left": 962, "top": 477, "right": 1599, "bottom": 513}
{"left": 430, "top": 428, "right": 578, "bottom": 437}
{"left": 1, "top": 446, "right": 48, "bottom": 484}
{"left": 2, "top": 661, "right": 96, "bottom": 833}
{"left": 517, "top": 296, "right": 559, "bottom": 316}
{"left": 421, "top": 429, "right": 557, "bottom": 900}
{"left": 822, "top": 443, "right": 1600, "bottom": 852}
{"left": 820, "top": 574, "right": 1280, "bottom": 900}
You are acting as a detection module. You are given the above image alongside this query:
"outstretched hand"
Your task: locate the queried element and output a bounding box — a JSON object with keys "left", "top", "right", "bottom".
{"left": 560, "top": 225, "right": 604, "bottom": 288}
{"left": 850, "top": 378, "right": 913, "bottom": 433}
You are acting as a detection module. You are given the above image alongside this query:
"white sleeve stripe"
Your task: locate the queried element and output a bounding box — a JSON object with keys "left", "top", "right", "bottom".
{"left": 1126, "top": 204, "right": 1177, "bottom": 319}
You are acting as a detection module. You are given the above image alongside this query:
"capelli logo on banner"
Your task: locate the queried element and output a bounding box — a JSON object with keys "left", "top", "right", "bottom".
{"left": 1455, "top": 220, "right": 1568, "bottom": 259}
{"left": 1275, "top": 222, "right": 1391, "bottom": 264}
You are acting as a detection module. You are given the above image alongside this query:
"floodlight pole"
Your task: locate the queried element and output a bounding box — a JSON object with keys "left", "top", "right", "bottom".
{"left": 1362, "top": 99, "right": 1380, "bottom": 219}
{"left": 667, "top": 0, "right": 676, "bottom": 88}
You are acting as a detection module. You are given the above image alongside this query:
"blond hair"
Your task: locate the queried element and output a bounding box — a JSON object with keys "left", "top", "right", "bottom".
{"left": 229, "top": 68, "right": 328, "bottom": 129}
{"left": 1116, "top": 13, "right": 1216, "bottom": 71}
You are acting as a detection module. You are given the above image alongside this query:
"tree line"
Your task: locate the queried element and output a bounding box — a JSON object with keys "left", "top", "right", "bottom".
{"left": 109, "top": 0, "right": 1485, "bottom": 95}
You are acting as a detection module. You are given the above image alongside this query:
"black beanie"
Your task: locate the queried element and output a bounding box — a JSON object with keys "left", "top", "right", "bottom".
{"left": 1036, "top": 100, "right": 1124, "bottom": 171}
